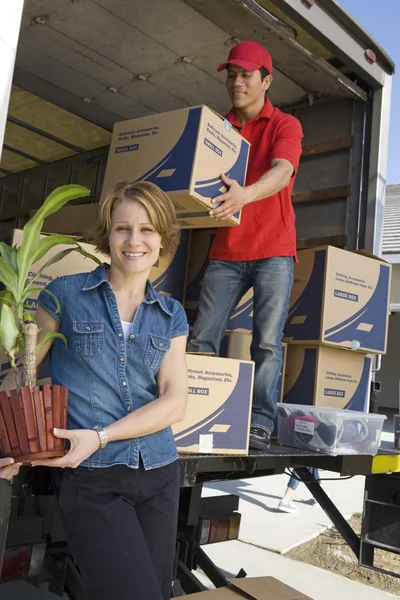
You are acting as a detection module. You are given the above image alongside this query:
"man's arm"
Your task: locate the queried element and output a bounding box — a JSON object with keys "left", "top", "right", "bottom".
{"left": 210, "top": 158, "right": 294, "bottom": 221}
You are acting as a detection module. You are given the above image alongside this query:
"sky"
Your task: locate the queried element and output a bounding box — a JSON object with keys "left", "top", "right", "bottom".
{"left": 339, "top": 0, "right": 399, "bottom": 183}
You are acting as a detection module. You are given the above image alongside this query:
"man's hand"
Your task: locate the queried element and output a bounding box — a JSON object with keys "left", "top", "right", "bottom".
{"left": 31, "top": 428, "right": 101, "bottom": 469}
{"left": 0, "top": 457, "right": 22, "bottom": 480}
{"left": 209, "top": 174, "right": 252, "bottom": 221}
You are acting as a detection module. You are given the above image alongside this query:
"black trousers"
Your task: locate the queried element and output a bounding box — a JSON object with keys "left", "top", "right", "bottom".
{"left": 58, "top": 461, "right": 180, "bottom": 600}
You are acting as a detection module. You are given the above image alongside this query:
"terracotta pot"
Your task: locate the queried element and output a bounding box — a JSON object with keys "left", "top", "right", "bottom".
{"left": 0, "top": 384, "right": 68, "bottom": 463}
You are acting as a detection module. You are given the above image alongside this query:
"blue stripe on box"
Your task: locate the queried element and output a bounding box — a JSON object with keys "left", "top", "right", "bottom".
{"left": 284, "top": 250, "right": 325, "bottom": 341}
{"left": 283, "top": 348, "right": 317, "bottom": 406}
{"left": 152, "top": 230, "right": 190, "bottom": 302}
{"left": 136, "top": 107, "right": 202, "bottom": 192}
{"left": 344, "top": 357, "right": 371, "bottom": 412}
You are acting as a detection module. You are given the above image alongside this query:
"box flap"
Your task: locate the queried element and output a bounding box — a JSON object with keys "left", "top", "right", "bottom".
{"left": 353, "top": 249, "right": 389, "bottom": 264}
{"left": 231, "top": 577, "right": 312, "bottom": 599}
{"left": 174, "top": 578, "right": 313, "bottom": 600}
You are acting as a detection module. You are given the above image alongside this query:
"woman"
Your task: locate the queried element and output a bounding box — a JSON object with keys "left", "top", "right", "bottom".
{"left": 33, "top": 181, "right": 189, "bottom": 600}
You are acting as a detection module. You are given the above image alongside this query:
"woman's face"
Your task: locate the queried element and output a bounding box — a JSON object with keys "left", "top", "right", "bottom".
{"left": 108, "top": 198, "right": 162, "bottom": 276}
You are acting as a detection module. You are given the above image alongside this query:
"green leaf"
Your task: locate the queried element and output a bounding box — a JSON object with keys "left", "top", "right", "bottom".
{"left": 0, "top": 258, "right": 19, "bottom": 299}
{"left": 0, "top": 304, "right": 19, "bottom": 353}
{"left": 0, "top": 242, "right": 13, "bottom": 263}
{"left": 16, "top": 185, "right": 90, "bottom": 296}
{"left": 36, "top": 331, "right": 67, "bottom": 355}
{"left": 31, "top": 234, "right": 80, "bottom": 265}
{"left": 0, "top": 290, "right": 14, "bottom": 307}
{"left": 22, "top": 286, "right": 61, "bottom": 314}
{"left": 23, "top": 311, "right": 35, "bottom": 322}
{"left": 10, "top": 246, "right": 18, "bottom": 272}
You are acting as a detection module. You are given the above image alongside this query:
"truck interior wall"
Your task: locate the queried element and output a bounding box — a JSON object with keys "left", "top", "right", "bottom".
{"left": 0, "top": 97, "right": 367, "bottom": 250}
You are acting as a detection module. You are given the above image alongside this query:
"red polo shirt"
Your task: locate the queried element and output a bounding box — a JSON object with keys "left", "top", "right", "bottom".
{"left": 209, "top": 99, "right": 303, "bottom": 261}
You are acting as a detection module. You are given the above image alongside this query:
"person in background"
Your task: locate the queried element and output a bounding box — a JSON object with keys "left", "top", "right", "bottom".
{"left": 278, "top": 468, "right": 329, "bottom": 513}
{"left": 33, "top": 181, "right": 188, "bottom": 600}
{"left": 188, "top": 41, "right": 303, "bottom": 450}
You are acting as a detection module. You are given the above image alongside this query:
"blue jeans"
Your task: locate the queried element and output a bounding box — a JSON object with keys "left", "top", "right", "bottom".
{"left": 187, "top": 257, "right": 293, "bottom": 434}
{"left": 288, "top": 468, "right": 321, "bottom": 490}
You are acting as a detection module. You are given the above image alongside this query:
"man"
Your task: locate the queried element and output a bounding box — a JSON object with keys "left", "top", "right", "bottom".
{"left": 188, "top": 41, "right": 303, "bottom": 450}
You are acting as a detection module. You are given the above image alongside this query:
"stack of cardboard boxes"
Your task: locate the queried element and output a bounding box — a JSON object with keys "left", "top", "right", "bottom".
{"left": 24, "top": 104, "right": 391, "bottom": 457}
{"left": 283, "top": 246, "right": 391, "bottom": 415}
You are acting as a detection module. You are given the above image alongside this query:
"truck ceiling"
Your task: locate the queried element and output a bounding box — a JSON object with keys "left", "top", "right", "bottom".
{"left": 1, "top": 0, "right": 395, "bottom": 176}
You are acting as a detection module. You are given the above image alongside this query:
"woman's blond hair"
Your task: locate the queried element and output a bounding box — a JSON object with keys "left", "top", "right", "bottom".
{"left": 92, "top": 181, "right": 181, "bottom": 258}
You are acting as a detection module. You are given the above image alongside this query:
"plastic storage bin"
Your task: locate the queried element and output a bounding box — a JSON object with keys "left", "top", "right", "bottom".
{"left": 277, "top": 403, "right": 386, "bottom": 456}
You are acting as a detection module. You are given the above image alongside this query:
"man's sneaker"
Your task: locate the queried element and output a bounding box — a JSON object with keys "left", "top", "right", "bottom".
{"left": 249, "top": 427, "right": 271, "bottom": 451}
{"left": 278, "top": 500, "right": 298, "bottom": 514}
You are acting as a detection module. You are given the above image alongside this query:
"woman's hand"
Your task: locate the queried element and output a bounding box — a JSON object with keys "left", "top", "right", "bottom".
{"left": 31, "top": 428, "right": 100, "bottom": 468}
{"left": 0, "top": 457, "right": 22, "bottom": 480}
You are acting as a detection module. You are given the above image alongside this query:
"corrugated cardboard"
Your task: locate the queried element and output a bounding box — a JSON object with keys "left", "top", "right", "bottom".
{"left": 176, "top": 577, "right": 312, "bottom": 599}
{"left": 185, "top": 229, "right": 253, "bottom": 333}
{"left": 173, "top": 354, "right": 254, "bottom": 455}
{"left": 284, "top": 246, "right": 391, "bottom": 354}
{"left": 17, "top": 224, "right": 191, "bottom": 304}
{"left": 283, "top": 345, "right": 372, "bottom": 412}
{"left": 100, "top": 105, "right": 250, "bottom": 229}
{"left": 36, "top": 204, "right": 100, "bottom": 239}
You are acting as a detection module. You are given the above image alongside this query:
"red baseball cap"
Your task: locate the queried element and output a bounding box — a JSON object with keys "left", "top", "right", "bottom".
{"left": 217, "top": 41, "right": 273, "bottom": 74}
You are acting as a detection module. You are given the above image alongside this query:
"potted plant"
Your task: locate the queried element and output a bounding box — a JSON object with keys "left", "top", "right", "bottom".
{"left": 0, "top": 184, "right": 102, "bottom": 462}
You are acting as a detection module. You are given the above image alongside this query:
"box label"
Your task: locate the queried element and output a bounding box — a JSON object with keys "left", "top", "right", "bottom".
{"left": 324, "top": 388, "right": 345, "bottom": 398}
{"left": 294, "top": 419, "right": 315, "bottom": 435}
{"left": 334, "top": 289, "right": 359, "bottom": 302}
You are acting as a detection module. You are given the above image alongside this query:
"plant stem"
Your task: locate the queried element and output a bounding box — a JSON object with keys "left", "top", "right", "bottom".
{"left": 23, "top": 322, "right": 38, "bottom": 390}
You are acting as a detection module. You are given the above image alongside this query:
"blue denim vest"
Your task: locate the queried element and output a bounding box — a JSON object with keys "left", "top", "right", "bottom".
{"left": 38, "top": 266, "right": 188, "bottom": 470}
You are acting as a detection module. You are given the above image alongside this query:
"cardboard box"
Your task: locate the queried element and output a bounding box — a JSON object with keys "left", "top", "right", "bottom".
{"left": 284, "top": 246, "right": 391, "bottom": 354}
{"left": 283, "top": 345, "right": 372, "bottom": 412}
{"left": 179, "top": 577, "right": 312, "bottom": 600}
{"left": 18, "top": 224, "right": 191, "bottom": 304}
{"left": 100, "top": 105, "right": 250, "bottom": 229}
{"left": 185, "top": 230, "right": 253, "bottom": 333}
{"left": 36, "top": 204, "right": 100, "bottom": 239}
{"left": 173, "top": 354, "right": 254, "bottom": 455}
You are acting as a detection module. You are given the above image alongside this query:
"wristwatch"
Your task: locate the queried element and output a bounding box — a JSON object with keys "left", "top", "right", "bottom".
{"left": 93, "top": 426, "right": 108, "bottom": 450}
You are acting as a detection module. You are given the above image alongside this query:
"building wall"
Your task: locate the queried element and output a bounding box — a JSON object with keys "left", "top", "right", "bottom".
{"left": 379, "top": 312, "right": 400, "bottom": 410}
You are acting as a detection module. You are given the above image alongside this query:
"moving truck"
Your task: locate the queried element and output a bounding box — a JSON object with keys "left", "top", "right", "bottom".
{"left": 0, "top": 0, "right": 398, "bottom": 596}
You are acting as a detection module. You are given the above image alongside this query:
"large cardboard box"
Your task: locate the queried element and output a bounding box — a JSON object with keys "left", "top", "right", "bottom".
{"left": 19, "top": 223, "right": 191, "bottom": 304}
{"left": 37, "top": 204, "right": 99, "bottom": 239}
{"left": 178, "top": 577, "right": 312, "bottom": 599}
{"left": 173, "top": 354, "right": 254, "bottom": 455}
{"left": 185, "top": 230, "right": 253, "bottom": 333}
{"left": 283, "top": 345, "right": 372, "bottom": 412}
{"left": 284, "top": 246, "right": 391, "bottom": 354}
{"left": 100, "top": 105, "right": 250, "bottom": 229}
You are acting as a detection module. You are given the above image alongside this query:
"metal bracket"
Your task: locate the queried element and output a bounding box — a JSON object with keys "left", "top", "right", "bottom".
{"left": 295, "top": 466, "right": 360, "bottom": 558}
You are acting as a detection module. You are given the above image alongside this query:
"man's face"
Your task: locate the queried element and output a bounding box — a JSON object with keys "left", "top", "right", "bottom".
{"left": 226, "top": 64, "right": 272, "bottom": 109}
